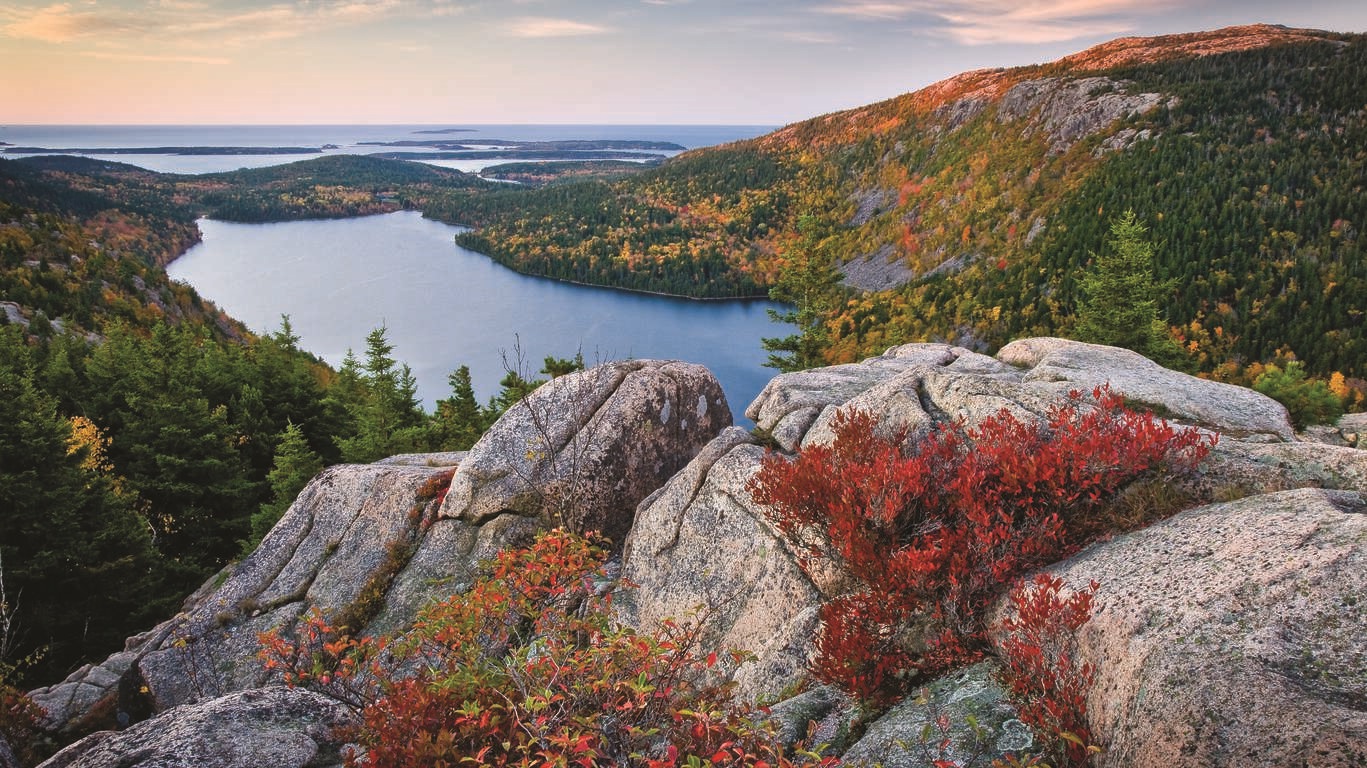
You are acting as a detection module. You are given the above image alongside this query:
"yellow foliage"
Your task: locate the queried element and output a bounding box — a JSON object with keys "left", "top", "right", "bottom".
{"left": 68, "top": 415, "right": 114, "bottom": 474}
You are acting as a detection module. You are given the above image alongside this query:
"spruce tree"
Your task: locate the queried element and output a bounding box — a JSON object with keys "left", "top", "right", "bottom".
{"left": 762, "top": 216, "right": 840, "bottom": 372}
{"left": 245, "top": 421, "right": 323, "bottom": 552}
{"left": 1074, "top": 210, "right": 1186, "bottom": 366}
{"left": 430, "top": 365, "right": 486, "bottom": 451}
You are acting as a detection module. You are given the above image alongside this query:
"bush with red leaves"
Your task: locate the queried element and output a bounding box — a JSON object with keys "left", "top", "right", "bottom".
{"left": 260, "top": 529, "right": 835, "bottom": 768}
{"left": 748, "top": 387, "right": 1211, "bottom": 708}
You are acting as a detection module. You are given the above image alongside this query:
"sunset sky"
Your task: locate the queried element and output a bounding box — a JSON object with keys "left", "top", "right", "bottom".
{"left": 3, "top": 0, "right": 1365, "bottom": 125}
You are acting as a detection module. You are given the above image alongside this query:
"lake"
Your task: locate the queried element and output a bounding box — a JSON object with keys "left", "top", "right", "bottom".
{"left": 167, "top": 211, "right": 785, "bottom": 423}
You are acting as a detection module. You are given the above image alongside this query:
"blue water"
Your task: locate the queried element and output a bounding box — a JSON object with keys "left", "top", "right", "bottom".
{"left": 168, "top": 212, "right": 783, "bottom": 424}
{"left": 0, "top": 124, "right": 773, "bottom": 174}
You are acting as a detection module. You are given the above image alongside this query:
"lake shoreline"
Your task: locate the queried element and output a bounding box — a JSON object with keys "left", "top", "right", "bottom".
{"left": 174, "top": 211, "right": 778, "bottom": 306}
{"left": 166, "top": 211, "right": 783, "bottom": 422}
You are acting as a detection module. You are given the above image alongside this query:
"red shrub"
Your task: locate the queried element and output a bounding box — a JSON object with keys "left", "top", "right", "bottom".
{"left": 748, "top": 387, "right": 1210, "bottom": 707}
{"left": 997, "top": 575, "right": 1101, "bottom": 767}
{"left": 260, "top": 529, "right": 835, "bottom": 768}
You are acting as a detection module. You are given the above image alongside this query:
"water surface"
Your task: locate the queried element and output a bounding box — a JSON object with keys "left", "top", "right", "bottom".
{"left": 168, "top": 212, "right": 783, "bottom": 422}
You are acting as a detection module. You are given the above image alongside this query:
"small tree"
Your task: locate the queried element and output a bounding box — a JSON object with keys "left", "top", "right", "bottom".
{"left": 336, "top": 326, "right": 428, "bottom": 463}
{"left": 1253, "top": 361, "right": 1345, "bottom": 428}
{"left": 245, "top": 421, "right": 323, "bottom": 552}
{"left": 763, "top": 216, "right": 841, "bottom": 372}
{"left": 1074, "top": 210, "right": 1184, "bottom": 366}
{"left": 429, "top": 365, "right": 485, "bottom": 451}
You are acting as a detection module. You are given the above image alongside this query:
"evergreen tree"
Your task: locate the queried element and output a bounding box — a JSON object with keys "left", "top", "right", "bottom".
{"left": 1074, "top": 210, "right": 1186, "bottom": 366}
{"left": 763, "top": 216, "right": 841, "bottom": 372}
{"left": 336, "top": 326, "right": 428, "bottom": 463}
{"left": 541, "top": 353, "right": 585, "bottom": 379}
{"left": 430, "top": 365, "right": 485, "bottom": 451}
{"left": 244, "top": 421, "right": 323, "bottom": 553}
{"left": 0, "top": 328, "right": 159, "bottom": 683}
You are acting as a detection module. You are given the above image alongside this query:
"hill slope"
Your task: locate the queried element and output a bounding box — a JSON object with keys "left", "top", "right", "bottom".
{"left": 428, "top": 25, "right": 1366, "bottom": 379}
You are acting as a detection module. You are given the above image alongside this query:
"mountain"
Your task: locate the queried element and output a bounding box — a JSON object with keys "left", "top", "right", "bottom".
{"left": 427, "top": 25, "right": 1366, "bottom": 381}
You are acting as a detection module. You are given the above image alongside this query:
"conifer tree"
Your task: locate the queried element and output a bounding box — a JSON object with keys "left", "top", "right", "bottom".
{"left": 337, "top": 326, "right": 428, "bottom": 463}
{"left": 1075, "top": 210, "right": 1186, "bottom": 367}
{"left": 763, "top": 216, "right": 841, "bottom": 372}
{"left": 245, "top": 421, "right": 324, "bottom": 552}
{"left": 430, "top": 365, "right": 485, "bottom": 451}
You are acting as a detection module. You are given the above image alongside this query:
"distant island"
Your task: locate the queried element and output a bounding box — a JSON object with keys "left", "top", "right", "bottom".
{"left": 3, "top": 146, "right": 322, "bottom": 156}
{"left": 360, "top": 139, "right": 686, "bottom": 151}
{"left": 369, "top": 150, "right": 665, "bottom": 161}
{"left": 413, "top": 128, "right": 478, "bottom": 134}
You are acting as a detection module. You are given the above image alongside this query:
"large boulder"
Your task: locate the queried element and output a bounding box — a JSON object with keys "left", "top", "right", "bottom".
{"left": 617, "top": 428, "right": 823, "bottom": 702}
{"left": 1001, "top": 488, "right": 1367, "bottom": 768}
{"left": 997, "top": 337, "right": 1295, "bottom": 440}
{"left": 30, "top": 460, "right": 470, "bottom": 737}
{"left": 443, "top": 359, "right": 730, "bottom": 546}
{"left": 841, "top": 662, "right": 1034, "bottom": 768}
{"left": 37, "top": 687, "right": 356, "bottom": 768}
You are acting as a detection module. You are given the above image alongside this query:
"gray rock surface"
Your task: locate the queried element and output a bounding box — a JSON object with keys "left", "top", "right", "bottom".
{"left": 442, "top": 359, "right": 730, "bottom": 546}
{"left": 37, "top": 687, "right": 356, "bottom": 768}
{"left": 840, "top": 244, "right": 916, "bottom": 292}
{"left": 997, "top": 337, "right": 1295, "bottom": 440}
{"left": 996, "top": 76, "right": 1164, "bottom": 153}
{"left": 31, "top": 461, "right": 460, "bottom": 735}
{"left": 842, "top": 662, "right": 1033, "bottom": 768}
{"left": 618, "top": 427, "right": 824, "bottom": 702}
{"left": 0, "top": 733, "right": 18, "bottom": 768}
{"left": 1005, "top": 488, "right": 1367, "bottom": 768}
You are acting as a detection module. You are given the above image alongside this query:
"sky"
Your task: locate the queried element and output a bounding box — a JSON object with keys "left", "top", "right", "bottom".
{"left": 2, "top": 0, "right": 1365, "bottom": 125}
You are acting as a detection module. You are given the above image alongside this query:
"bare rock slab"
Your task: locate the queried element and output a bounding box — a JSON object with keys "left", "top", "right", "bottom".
{"left": 37, "top": 687, "right": 356, "bottom": 768}
{"left": 1016, "top": 488, "right": 1367, "bottom": 768}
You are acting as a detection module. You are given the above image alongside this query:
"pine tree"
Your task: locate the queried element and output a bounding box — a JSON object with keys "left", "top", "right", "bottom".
{"left": 245, "top": 421, "right": 323, "bottom": 552}
{"left": 1074, "top": 210, "right": 1186, "bottom": 366}
{"left": 763, "top": 216, "right": 841, "bottom": 372}
{"left": 430, "top": 365, "right": 486, "bottom": 451}
{"left": 337, "top": 326, "right": 428, "bottom": 463}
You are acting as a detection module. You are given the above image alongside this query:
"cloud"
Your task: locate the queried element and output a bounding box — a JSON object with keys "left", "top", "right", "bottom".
{"left": 2, "top": 3, "right": 145, "bottom": 43}
{"left": 505, "top": 16, "right": 611, "bottom": 38}
{"left": 778, "top": 29, "right": 841, "bottom": 44}
{"left": 812, "top": 0, "right": 1174, "bottom": 44}
{"left": 2, "top": 1, "right": 458, "bottom": 46}
{"left": 81, "top": 50, "right": 229, "bottom": 64}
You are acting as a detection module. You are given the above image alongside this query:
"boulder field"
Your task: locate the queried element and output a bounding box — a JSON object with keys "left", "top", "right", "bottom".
{"left": 29, "top": 341, "right": 1366, "bottom": 768}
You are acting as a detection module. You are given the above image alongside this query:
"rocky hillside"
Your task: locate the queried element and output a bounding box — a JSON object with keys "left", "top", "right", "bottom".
{"left": 427, "top": 25, "right": 1366, "bottom": 380}
{"left": 22, "top": 341, "right": 1366, "bottom": 768}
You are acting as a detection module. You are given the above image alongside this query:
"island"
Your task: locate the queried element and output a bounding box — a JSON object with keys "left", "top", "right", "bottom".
{"left": 3, "top": 146, "right": 323, "bottom": 156}
{"left": 359, "top": 138, "right": 686, "bottom": 151}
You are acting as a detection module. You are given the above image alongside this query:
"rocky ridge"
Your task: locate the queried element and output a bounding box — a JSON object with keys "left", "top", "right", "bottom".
{"left": 30, "top": 341, "right": 1367, "bottom": 768}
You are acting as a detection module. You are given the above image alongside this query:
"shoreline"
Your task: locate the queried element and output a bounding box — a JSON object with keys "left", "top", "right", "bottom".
{"left": 168, "top": 210, "right": 779, "bottom": 306}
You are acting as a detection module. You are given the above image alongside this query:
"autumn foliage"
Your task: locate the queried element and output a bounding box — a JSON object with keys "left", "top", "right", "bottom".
{"left": 259, "top": 529, "right": 831, "bottom": 768}
{"left": 996, "top": 575, "right": 1101, "bottom": 768}
{"left": 748, "top": 387, "right": 1212, "bottom": 707}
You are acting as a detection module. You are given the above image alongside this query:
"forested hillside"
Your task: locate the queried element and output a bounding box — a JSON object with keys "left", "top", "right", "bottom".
{"left": 428, "top": 25, "right": 1366, "bottom": 388}
{"left": 0, "top": 158, "right": 532, "bottom": 689}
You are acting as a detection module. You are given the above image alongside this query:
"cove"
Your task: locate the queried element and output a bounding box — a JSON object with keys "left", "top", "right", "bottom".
{"left": 167, "top": 211, "right": 784, "bottom": 423}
